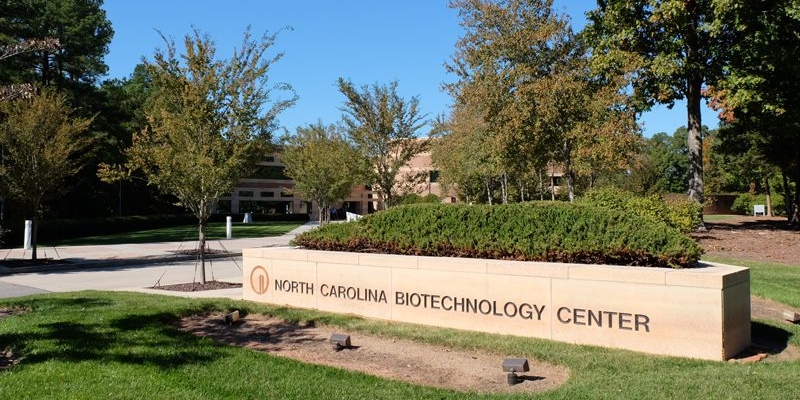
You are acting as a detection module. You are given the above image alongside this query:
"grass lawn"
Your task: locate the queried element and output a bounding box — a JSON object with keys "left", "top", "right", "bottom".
{"left": 44, "top": 221, "right": 303, "bottom": 246}
{"left": 703, "top": 214, "right": 743, "bottom": 222}
{"left": 705, "top": 256, "right": 800, "bottom": 309}
{"left": 1, "top": 290, "right": 800, "bottom": 399}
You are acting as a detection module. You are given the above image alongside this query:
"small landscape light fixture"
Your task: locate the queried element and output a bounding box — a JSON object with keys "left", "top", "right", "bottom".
{"left": 329, "top": 333, "right": 351, "bottom": 351}
{"left": 502, "top": 357, "right": 529, "bottom": 385}
{"left": 224, "top": 310, "right": 240, "bottom": 326}
{"left": 783, "top": 310, "right": 800, "bottom": 323}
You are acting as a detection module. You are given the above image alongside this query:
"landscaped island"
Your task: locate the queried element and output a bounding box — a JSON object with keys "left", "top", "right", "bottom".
{"left": 244, "top": 202, "right": 749, "bottom": 360}
{"left": 293, "top": 202, "right": 703, "bottom": 269}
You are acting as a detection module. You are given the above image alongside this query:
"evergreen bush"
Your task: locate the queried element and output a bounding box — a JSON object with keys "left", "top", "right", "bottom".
{"left": 293, "top": 202, "right": 703, "bottom": 268}
{"left": 580, "top": 187, "right": 701, "bottom": 232}
{"left": 731, "top": 192, "right": 785, "bottom": 216}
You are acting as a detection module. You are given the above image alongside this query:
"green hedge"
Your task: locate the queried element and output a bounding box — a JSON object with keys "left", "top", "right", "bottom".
{"left": 580, "top": 187, "right": 702, "bottom": 233}
{"left": 293, "top": 202, "right": 703, "bottom": 268}
{"left": 731, "top": 192, "right": 785, "bottom": 216}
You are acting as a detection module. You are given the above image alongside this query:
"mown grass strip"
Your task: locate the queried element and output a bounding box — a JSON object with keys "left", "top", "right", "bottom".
{"left": 705, "top": 256, "right": 800, "bottom": 309}
{"left": 44, "top": 221, "right": 302, "bottom": 246}
{"left": 1, "top": 291, "right": 799, "bottom": 399}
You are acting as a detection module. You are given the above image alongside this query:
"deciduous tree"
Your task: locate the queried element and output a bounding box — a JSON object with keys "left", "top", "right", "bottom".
{"left": 585, "top": 0, "right": 727, "bottom": 226}
{"left": 446, "top": 0, "right": 638, "bottom": 201}
{"left": 102, "top": 29, "right": 296, "bottom": 283}
{"left": 280, "top": 122, "right": 366, "bottom": 224}
{"left": 0, "top": 88, "right": 93, "bottom": 259}
{"left": 708, "top": 0, "right": 800, "bottom": 223}
{"left": 337, "top": 78, "right": 428, "bottom": 209}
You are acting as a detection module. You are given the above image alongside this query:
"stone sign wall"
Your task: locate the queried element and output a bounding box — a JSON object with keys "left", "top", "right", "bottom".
{"left": 243, "top": 247, "right": 750, "bottom": 360}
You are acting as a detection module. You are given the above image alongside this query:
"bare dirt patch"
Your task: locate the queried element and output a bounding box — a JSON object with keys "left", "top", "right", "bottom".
{"left": 694, "top": 216, "right": 800, "bottom": 265}
{"left": 152, "top": 280, "right": 242, "bottom": 292}
{"left": 177, "top": 313, "right": 569, "bottom": 394}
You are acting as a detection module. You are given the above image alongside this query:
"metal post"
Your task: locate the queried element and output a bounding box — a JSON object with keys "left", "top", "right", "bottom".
{"left": 226, "top": 216, "right": 232, "bottom": 239}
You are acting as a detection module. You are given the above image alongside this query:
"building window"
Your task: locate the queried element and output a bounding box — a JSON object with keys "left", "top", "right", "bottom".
{"left": 265, "top": 156, "right": 275, "bottom": 162}
{"left": 260, "top": 191, "right": 274, "bottom": 198}
{"left": 551, "top": 177, "right": 562, "bottom": 187}
{"left": 248, "top": 165, "right": 289, "bottom": 180}
{"left": 239, "top": 190, "right": 254, "bottom": 197}
{"left": 429, "top": 170, "right": 440, "bottom": 183}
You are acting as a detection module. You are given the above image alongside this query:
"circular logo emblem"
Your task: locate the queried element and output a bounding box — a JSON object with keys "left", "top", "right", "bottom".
{"left": 250, "top": 266, "right": 269, "bottom": 295}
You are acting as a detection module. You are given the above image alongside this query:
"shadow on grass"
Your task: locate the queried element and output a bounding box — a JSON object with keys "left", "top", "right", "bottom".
{"left": 751, "top": 321, "right": 793, "bottom": 354}
{"left": 1, "top": 297, "right": 227, "bottom": 370}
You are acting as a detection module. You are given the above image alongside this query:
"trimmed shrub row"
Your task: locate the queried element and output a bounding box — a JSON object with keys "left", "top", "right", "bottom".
{"left": 732, "top": 192, "right": 785, "bottom": 216}
{"left": 293, "top": 202, "right": 703, "bottom": 268}
{"left": 579, "top": 187, "right": 702, "bottom": 233}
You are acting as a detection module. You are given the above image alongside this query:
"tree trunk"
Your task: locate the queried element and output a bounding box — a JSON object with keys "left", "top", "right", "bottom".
{"left": 31, "top": 215, "right": 38, "bottom": 261}
{"left": 485, "top": 177, "right": 493, "bottom": 206}
{"left": 501, "top": 173, "right": 508, "bottom": 204}
{"left": 564, "top": 142, "right": 575, "bottom": 202}
{"left": 793, "top": 166, "right": 800, "bottom": 225}
{"left": 198, "top": 219, "right": 207, "bottom": 284}
{"left": 765, "top": 175, "right": 773, "bottom": 217}
{"left": 685, "top": 1, "right": 705, "bottom": 230}
{"left": 539, "top": 170, "right": 544, "bottom": 201}
{"left": 781, "top": 167, "right": 793, "bottom": 223}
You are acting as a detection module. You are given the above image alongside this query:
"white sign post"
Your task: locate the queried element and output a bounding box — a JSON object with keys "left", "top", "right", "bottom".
{"left": 226, "top": 216, "right": 233, "bottom": 239}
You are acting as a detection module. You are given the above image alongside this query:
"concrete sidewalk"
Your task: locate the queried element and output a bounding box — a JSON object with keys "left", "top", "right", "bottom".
{"left": 0, "top": 222, "right": 320, "bottom": 300}
{"left": 0, "top": 221, "right": 318, "bottom": 275}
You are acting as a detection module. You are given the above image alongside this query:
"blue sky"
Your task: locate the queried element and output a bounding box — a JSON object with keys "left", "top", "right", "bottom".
{"left": 101, "top": 0, "right": 718, "bottom": 137}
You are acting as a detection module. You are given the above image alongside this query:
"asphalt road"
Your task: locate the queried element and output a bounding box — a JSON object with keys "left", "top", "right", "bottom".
{"left": 0, "top": 281, "right": 50, "bottom": 298}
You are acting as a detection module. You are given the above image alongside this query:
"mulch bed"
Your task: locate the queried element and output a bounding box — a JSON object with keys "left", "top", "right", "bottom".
{"left": 152, "top": 281, "right": 242, "bottom": 292}
{"left": 169, "top": 248, "right": 231, "bottom": 256}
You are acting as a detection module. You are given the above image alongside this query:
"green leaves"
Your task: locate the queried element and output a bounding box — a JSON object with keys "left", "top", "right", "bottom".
{"left": 295, "top": 202, "right": 703, "bottom": 268}
{"left": 0, "top": 89, "right": 93, "bottom": 212}
{"left": 337, "top": 78, "right": 428, "bottom": 209}
{"left": 123, "top": 28, "right": 295, "bottom": 224}
{"left": 280, "top": 122, "right": 366, "bottom": 224}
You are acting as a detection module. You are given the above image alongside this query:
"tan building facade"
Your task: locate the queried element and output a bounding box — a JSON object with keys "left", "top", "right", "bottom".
{"left": 220, "top": 149, "right": 460, "bottom": 218}
{"left": 220, "top": 144, "right": 565, "bottom": 217}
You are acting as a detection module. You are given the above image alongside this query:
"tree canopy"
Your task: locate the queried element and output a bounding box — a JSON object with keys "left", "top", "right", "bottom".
{"left": 280, "top": 122, "right": 366, "bottom": 224}
{"left": 0, "top": 0, "right": 113, "bottom": 90}
{"left": 0, "top": 88, "right": 93, "bottom": 258}
{"left": 585, "top": 0, "right": 727, "bottom": 224}
{"left": 442, "top": 0, "right": 638, "bottom": 202}
{"left": 337, "top": 78, "right": 428, "bottom": 209}
{"left": 103, "top": 29, "right": 296, "bottom": 282}
{"left": 708, "top": 0, "right": 800, "bottom": 223}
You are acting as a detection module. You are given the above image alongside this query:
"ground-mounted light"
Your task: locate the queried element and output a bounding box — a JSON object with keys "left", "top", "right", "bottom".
{"left": 784, "top": 311, "right": 800, "bottom": 323}
{"left": 329, "top": 333, "right": 351, "bottom": 351}
{"left": 502, "top": 357, "right": 529, "bottom": 385}
{"left": 224, "top": 310, "right": 240, "bottom": 326}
